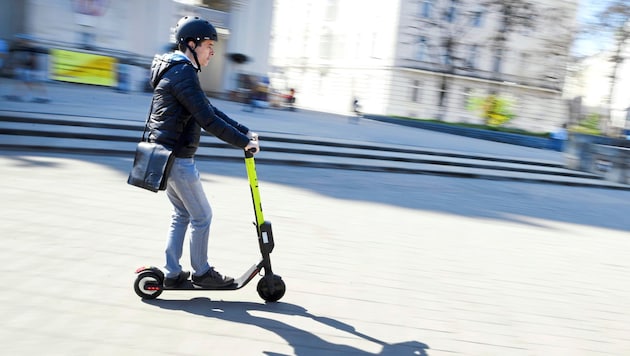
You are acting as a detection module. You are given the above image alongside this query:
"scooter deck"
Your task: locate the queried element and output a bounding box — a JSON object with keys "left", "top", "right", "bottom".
{"left": 162, "top": 263, "right": 261, "bottom": 291}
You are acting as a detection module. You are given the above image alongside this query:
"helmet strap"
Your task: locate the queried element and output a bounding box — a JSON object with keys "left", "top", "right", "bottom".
{"left": 185, "top": 42, "right": 202, "bottom": 72}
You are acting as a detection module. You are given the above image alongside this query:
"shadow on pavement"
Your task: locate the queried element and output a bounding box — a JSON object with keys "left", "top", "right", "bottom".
{"left": 2, "top": 149, "right": 630, "bottom": 232}
{"left": 144, "top": 297, "right": 430, "bottom": 355}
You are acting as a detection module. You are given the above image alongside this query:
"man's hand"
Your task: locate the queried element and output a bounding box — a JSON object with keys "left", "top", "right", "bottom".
{"left": 245, "top": 140, "right": 260, "bottom": 154}
{"left": 246, "top": 131, "right": 259, "bottom": 140}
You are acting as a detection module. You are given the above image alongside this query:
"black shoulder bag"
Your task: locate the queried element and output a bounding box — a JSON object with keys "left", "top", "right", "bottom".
{"left": 126, "top": 96, "right": 174, "bottom": 193}
{"left": 127, "top": 60, "right": 188, "bottom": 193}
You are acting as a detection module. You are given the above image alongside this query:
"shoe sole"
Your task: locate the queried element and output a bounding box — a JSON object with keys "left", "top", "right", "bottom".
{"left": 191, "top": 278, "right": 235, "bottom": 288}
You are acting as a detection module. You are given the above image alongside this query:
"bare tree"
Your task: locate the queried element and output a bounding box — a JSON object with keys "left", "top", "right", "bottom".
{"left": 406, "top": 1, "right": 472, "bottom": 71}
{"left": 405, "top": 0, "right": 544, "bottom": 120}
{"left": 594, "top": 0, "right": 630, "bottom": 133}
{"left": 407, "top": 1, "right": 506, "bottom": 119}
{"left": 534, "top": 5, "right": 578, "bottom": 89}
{"left": 482, "top": 0, "right": 538, "bottom": 80}
{"left": 404, "top": 0, "right": 478, "bottom": 119}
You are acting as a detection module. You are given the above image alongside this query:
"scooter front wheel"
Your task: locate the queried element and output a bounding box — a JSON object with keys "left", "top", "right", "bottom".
{"left": 257, "top": 274, "right": 286, "bottom": 302}
{"left": 134, "top": 271, "right": 163, "bottom": 299}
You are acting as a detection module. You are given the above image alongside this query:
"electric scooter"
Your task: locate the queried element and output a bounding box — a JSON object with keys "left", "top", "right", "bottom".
{"left": 133, "top": 147, "right": 286, "bottom": 302}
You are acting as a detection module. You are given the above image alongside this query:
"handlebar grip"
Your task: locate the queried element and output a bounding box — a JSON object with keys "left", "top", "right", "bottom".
{"left": 245, "top": 135, "right": 258, "bottom": 158}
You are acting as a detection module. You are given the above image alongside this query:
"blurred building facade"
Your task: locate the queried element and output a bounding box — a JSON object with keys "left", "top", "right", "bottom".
{"left": 0, "top": 0, "right": 273, "bottom": 95}
{"left": 1, "top": 0, "right": 582, "bottom": 133}
{"left": 564, "top": 49, "right": 630, "bottom": 131}
{"left": 270, "top": 0, "right": 579, "bottom": 133}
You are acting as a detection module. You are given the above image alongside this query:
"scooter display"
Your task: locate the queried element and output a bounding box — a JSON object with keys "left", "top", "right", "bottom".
{"left": 133, "top": 148, "right": 286, "bottom": 302}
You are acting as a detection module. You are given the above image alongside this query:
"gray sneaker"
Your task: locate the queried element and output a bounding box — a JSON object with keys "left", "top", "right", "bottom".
{"left": 192, "top": 267, "right": 234, "bottom": 288}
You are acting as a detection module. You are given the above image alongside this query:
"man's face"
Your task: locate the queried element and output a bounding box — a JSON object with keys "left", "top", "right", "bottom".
{"left": 192, "top": 39, "right": 215, "bottom": 67}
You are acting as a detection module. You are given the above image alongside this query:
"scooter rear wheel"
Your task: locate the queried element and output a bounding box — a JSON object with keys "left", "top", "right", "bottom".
{"left": 134, "top": 271, "right": 163, "bottom": 299}
{"left": 257, "top": 274, "right": 286, "bottom": 302}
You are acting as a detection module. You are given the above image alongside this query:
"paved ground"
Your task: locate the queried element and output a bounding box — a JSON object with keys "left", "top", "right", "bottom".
{"left": 1, "top": 148, "right": 629, "bottom": 355}
{"left": 1, "top": 79, "right": 629, "bottom": 355}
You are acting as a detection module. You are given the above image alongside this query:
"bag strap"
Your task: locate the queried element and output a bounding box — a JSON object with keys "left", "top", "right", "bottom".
{"left": 141, "top": 60, "right": 189, "bottom": 142}
{"left": 141, "top": 96, "right": 154, "bottom": 142}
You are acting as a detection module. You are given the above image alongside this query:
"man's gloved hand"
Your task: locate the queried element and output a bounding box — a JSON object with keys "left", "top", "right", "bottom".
{"left": 245, "top": 139, "right": 260, "bottom": 154}
{"left": 246, "top": 131, "right": 259, "bottom": 140}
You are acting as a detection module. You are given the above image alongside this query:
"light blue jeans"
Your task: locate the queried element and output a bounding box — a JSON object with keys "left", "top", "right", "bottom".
{"left": 164, "top": 157, "right": 212, "bottom": 279}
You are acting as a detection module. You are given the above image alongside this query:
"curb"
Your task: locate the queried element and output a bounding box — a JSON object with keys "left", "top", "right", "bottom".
{"left": 365, "top": 114, "right": 553, "bottom": 150}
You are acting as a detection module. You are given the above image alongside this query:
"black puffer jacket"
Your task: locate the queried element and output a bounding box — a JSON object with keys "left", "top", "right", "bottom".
{"left": 148, "top": 52, "right": 250, "bottom": 158}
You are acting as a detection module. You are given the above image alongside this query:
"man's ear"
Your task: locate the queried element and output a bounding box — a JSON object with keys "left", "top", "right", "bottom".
{"left": 187, "top": 40, "right": 197, "bottom": 50}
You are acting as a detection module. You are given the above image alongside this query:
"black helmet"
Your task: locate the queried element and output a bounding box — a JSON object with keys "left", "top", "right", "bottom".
{"left": 175, "top": 16, "right": 218, "bottom": 45}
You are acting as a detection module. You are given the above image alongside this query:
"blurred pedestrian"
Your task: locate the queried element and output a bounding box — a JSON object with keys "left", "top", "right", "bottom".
{"left": 0, "top": 38, "right": 8, "bottom": 76}
{"left": 285, "top": 88, "right": 296, "bottom": 111}
{"left": 241, "top": 74, "right": 256, "bottom": 112}
{"left": 550, "top": 123, "right": 568, "bottom": 152}
{"left": 349, "top": 97, "right": 362, "bottom": 124}
{"left": 147, "top": 16, "right": 259, "bottom": 288}
{"left": 3, "top": 38, "right": 50, "bottom": 103}
{"left": 243, "top": 78, "right": 269, "bottom": 112}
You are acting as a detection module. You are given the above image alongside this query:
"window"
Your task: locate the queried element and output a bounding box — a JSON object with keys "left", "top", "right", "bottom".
{"left": 411, "top": 80, "right": 422, "bottom": 102}
{"left": 422, "top": 0, "right": 433, "bottom": 18}
{"left": 370, "top": 31, "right": 377, "bottom": 58}
{"left": 467, "top": 44, "right": 478, "bottom": 69}
{"left": 80, "top": 32, "right": 95, "bottom": 50}
{"left": 493, "top": 48, "right": 503, "bottom": 73}
{"left": 462, "top": 87, "right": 471, "bottom": 108}
{"left": 445, "top": 0, "right": 458, "bottom": 23}
{"left": 416, "top": 36, "right": 428, "bottom": 61}
{"left": 471, "top": 9, "right": 483, "bottom": 27}
{"left": 438, "top": 79, "right": 447, "bottom": 107}
{"left": 325, "top": 0, "right": 338, "bottom": 21}
{"left": 442, "top": 47, "right": 452, "bottom": 66}
{"left": 518, "top": 52, "right": 530, "bottom": 76}
{"left": 320, "top": 30, "right": 333, "bottom": 59}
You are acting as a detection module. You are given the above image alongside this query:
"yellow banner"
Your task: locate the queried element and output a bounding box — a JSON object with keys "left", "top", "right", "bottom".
{"left": 50, "top": 49, "right": 117, "bottom": 86}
